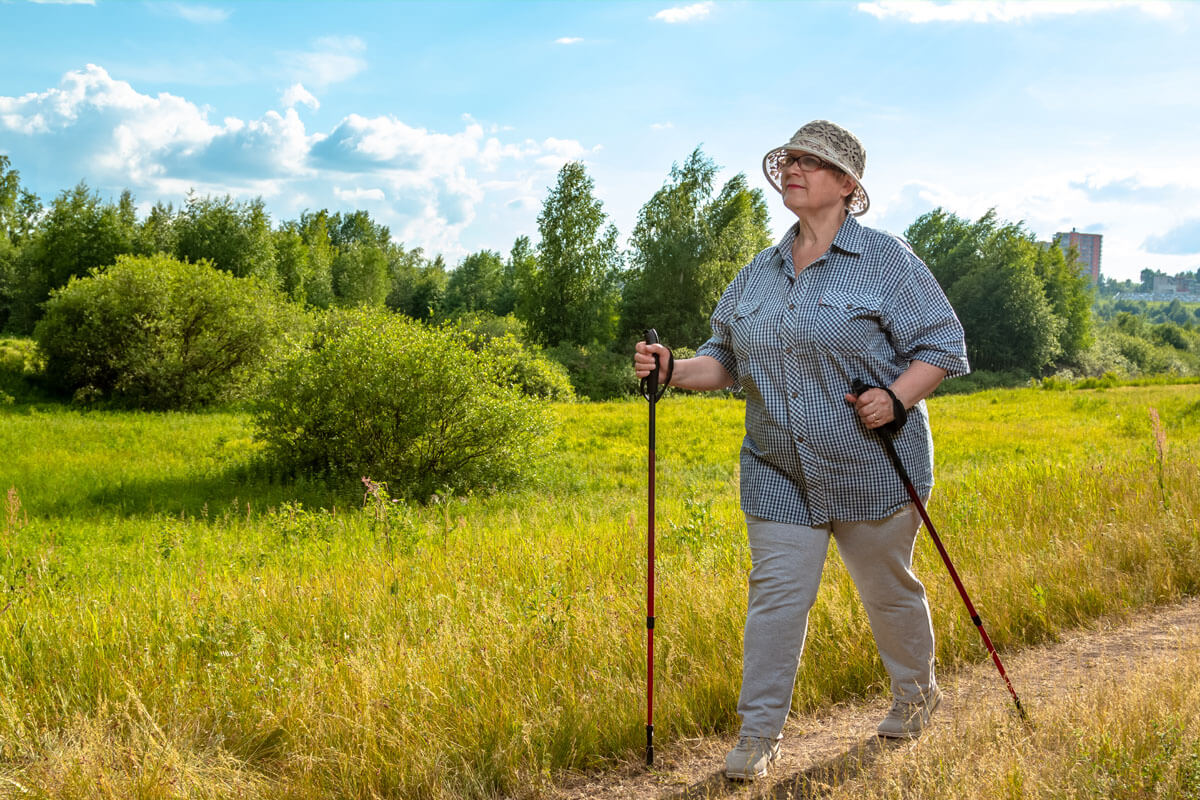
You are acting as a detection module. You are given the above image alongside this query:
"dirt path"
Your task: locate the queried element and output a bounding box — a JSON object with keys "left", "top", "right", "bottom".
{"left": 549, "top": 597, "right": 1200, "bottom": 800}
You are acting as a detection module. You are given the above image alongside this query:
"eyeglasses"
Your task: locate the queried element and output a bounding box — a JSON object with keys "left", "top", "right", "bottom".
{"left": 778, "top": 153, "right": 831, "bottom": 172}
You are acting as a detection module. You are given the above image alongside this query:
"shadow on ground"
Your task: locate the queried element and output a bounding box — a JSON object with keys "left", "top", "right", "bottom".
{"left": 662, "top": 737, "right": 902, "bottom": 800}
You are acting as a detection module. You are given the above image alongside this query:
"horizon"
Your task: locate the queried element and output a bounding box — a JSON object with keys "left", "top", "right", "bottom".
{"left": 3, "top": 0, "right": 1199, "bottom": 283}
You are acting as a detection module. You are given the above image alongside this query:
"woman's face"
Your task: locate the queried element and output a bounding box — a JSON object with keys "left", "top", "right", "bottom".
{"left": 778, "top": 150, "right": 857, "bottom": 218}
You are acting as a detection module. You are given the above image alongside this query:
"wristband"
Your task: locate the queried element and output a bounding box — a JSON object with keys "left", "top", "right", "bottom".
{"left": 882, "top": 386, "right": 908, "bottom": 431}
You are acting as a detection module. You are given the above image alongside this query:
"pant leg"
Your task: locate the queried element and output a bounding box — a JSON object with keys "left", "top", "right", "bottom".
{"left": 737, "top": 514, "right": 830, "bottom": 738}
{"left": 831, "top": 504, "right": 937, "bottom": 704}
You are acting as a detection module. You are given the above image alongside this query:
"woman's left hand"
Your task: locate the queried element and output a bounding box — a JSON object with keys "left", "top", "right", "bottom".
{"left": 844, "top": 387, "right": 893, "bottom": 430}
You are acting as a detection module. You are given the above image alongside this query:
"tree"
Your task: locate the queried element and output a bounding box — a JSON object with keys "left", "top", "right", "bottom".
{"left": 332, "top": 241, "right": 390, "bottom": 307}
{"left": 445, "top": 249, "right": 505, "bottom": 316}
{"left": 387, "top": 249, "right": 447, "bottom": 320}
{"left": 521, "top": 161, "right": 621, "bottom": 348}
{"left": 0, "top": 156, "right": 40, "bottom": 331}
{"left": 174, "top": 194, "right": 276, "bottom": 284}
{"left": 906, "top": 208, "right": 1069, "bottom": 375}
{"left": 1035, "top": 240, "right": 1093, "bottom": 362}
{"left": 10, "top": 182, "right": 137, "bottom": 332}
{"left": 620, "top": 149, "right": 771, "bottom": 347}
{"left": 136, "top": 201, "right": 177, "bottom": 257}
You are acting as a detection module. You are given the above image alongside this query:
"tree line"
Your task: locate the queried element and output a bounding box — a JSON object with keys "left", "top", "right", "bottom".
{"left": 3, "top": 150, "right": 1195, "bottom": 403}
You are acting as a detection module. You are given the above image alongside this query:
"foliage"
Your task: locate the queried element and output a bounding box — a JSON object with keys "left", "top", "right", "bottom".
{"left": 451, "top": 312, "right": 575, "bottom": 400}
{"left": 331, "top": 241, "right": 390, "bottom": 307}
{"left": 387, "top": 249, "right": 446, "bottom": 320}
{"left": 620, "top": 148, "right": 772, "bottom": 348}
{"left": 906, "top": 208, "right": 1093, "bottom": 374}
{"left": 546, "top": 342, "right": 638, "bottom": 400}
{"left": 0, "top": 336, "right": 44, "bottom": 404}
{"left": 9, "top": 182, "right": 137, "bottom": 333}
{"left": 253, "top": 308, "right": 553, "bottom": 499}
{"left": 519, "top": 161, "right": 621, "bottom": 348}
{"left": 33, "top": 253, "right": 300, "bottom": 409}
{"left": 174, "top": 193, "right": 277, "bottom": 284}
{"left": 444, "top": 249, "right": 508, "bottom": 317}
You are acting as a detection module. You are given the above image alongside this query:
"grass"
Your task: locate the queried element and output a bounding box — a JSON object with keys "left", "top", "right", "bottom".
{"left": 1, "top": 385, "right": 1198, "bottom": 798}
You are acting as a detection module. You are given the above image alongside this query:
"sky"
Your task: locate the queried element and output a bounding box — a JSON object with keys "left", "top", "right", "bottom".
{"left": 2, "top": 0, "right": 1199, "bottom": 283}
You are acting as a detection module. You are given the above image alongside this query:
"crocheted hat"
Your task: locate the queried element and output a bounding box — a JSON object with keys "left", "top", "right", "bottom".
{"left": 762, "top": 120, "right": 870, "bottom": 216}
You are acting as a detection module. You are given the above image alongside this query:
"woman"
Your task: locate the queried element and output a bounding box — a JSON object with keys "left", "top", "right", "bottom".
{"left": 634, "top": 120, "right": 969, "bottom": 781}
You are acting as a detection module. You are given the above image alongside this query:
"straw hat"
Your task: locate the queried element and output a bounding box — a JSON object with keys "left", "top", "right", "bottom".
{"left": 762, "top": 120, "right": 870, "bottom": 216}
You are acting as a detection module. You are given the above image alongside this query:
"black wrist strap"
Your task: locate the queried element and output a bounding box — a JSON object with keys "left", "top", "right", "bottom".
{"left": 881, "top": 386, "right": 908, "bottom": 432}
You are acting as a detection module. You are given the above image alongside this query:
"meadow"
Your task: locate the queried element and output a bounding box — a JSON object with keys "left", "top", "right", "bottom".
{"left": 1, "top": 385, "right": 1198, "bottom": 799}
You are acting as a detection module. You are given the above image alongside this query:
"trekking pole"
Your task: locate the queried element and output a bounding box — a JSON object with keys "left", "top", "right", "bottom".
{"left": 852, "top": 379, "right": 1028, "bottom": 722}
{"left": 640, "top": 329, "right": 671, "bottom": 766}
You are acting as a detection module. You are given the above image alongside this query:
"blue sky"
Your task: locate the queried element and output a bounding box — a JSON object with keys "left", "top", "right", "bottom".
{"left": 2, "top": 0, "right": 1198, "bottom": 282}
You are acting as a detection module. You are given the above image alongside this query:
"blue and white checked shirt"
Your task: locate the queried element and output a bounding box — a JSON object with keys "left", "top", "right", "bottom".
{"left": 696, "top": 214, "right": 969, "bottom": 526}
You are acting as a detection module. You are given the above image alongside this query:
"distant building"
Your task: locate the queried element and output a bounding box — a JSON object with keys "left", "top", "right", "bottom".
{"left": 1053, "top": 229, "right": 1102, "bottom": 284}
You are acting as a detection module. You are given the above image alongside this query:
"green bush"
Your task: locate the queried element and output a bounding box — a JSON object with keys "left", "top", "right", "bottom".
{"left": 0, "top": 336, "right": 44, "bottom": 404}
{"left": 33, "top": 254, "right": 301, "bottom": 409}
{"left": 451, "top": 313, "right": 574, "bottom": 400}
{"left": 546, "top": 343, "right": 638, "bottom": 401}
{"left": 253, "top": 308, "right": 553, "bottom": 500}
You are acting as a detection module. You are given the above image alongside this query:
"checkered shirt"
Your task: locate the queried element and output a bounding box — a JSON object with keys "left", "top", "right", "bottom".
{"left": 696, "top": 214, "right": 969, "bottom": 525}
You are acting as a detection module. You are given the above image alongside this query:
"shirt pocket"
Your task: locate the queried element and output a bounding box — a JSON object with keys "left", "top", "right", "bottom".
{"left": 729, "top": 294, "right": 770, "bottom": 363}
{"left": 812, "top": 291, "right": 885, "bottom": 354}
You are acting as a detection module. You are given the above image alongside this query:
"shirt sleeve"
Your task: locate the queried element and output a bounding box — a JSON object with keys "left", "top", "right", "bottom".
{"left": 882, "top": 258, "right": 971, "bottom": 378}
{"left": 695, "top": 266, "right": 748, "bottom": 388}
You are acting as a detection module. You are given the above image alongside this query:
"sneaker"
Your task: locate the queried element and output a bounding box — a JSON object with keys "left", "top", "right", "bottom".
{"left": 876, "top": 688, "right": 943, "bottom": 739}
{"left": 724, "top": 735, "right": 781, "bottom": 780}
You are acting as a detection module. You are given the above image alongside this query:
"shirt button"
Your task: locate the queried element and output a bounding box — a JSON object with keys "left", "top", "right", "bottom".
{"left": 791, "top": 392, "right": 798, "bottom": 399}
{"left": 788, "top": 303, "right": 795, "bottom": 310}
{"left": 784, "top": 347, "right": 792, "bottom": 354}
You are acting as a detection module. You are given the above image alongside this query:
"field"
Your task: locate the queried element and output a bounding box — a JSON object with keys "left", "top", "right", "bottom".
{"left": 1, "top": 386, "right": 1198, "bottom": 799}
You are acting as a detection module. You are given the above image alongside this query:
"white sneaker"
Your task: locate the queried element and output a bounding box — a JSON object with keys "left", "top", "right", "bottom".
{"left": 724, "top": 735, "right": 780, "bottom": 780}
{"left": 876, "top": 688, "right": 943, "bottom": 739}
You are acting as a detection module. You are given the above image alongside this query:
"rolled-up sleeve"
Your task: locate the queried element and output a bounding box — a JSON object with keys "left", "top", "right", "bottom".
{"left": 882, "top": 260, "right": 970, "bottom": 378}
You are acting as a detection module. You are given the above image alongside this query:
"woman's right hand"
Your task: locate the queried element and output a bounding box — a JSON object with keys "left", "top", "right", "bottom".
{"left": 634, "top": 340, "right": 671, "bottom": 381}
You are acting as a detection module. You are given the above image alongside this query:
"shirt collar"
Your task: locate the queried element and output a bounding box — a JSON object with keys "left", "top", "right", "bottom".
{"left": 774, "top": 213, "right": 865, "bottom": 266}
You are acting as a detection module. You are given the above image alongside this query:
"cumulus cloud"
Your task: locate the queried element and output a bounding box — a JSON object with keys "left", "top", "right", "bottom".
{"left": 1144, "top": 219, "right": 1200, "bottom": 255}
{"left": 650, "top": 122, "right": 674, "bottom": 130}
{"left": 0, "top": 64, "right": 592, "bottom": 254}
{"left": 857, "top": 0, "right": 1172, "bottom": 23}
{"left": 555, "top": 37, "right": 583, "bottom": 44}
{"left": 653, "top": 2, "right": 714, "bottom": 23}
{"left": 281, "top": 36, "right": 367, "bottom": 88}
{"left": 281, "top": 82, "right": 320, "bottom": 110}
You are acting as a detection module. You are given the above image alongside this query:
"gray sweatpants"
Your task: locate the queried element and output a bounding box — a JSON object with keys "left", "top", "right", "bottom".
{"left": 737, "top": 505, "right": 936, "bottom": 739}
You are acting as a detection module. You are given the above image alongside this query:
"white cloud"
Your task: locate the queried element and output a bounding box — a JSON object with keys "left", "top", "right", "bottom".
{"left": 0, "top": 64, "right": 597, "bottom": 258}
{"left": 653, "top": 1, "right": 714, "bottom": 23}
{"left": 167, "top": 3, "right": 231, "bottom": 24}
{"left": 281, "top": 82, "right": 320, "bottom": 110}
{"left": 334, "top": 186, "right": 386, "bottom": 203}
{"left": 650, "top": 122, "right": 673, "bottom": 130}
{"left": 281, "top": 36, "right": 367, "bottom": 88}
{"left": 857, "top": 1, "right": 1172, "bottom": 23}
{"left": 555, "top": 37, "right": 583, "bottom": 44}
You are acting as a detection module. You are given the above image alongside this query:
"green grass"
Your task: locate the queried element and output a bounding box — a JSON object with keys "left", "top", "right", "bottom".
{"left": 1, "top": 386, "right": 1198, "bottom": 798}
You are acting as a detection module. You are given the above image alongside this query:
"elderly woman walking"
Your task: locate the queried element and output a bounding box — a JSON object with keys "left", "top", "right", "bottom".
{"left": 634, "top": 120, "right": 969, "bottom": 781}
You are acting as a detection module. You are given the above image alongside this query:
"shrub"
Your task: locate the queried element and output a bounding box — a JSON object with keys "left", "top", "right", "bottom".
{"left": 451, "top": 313, "right": 574, "bottom": 400}
{"left": 253, "top": 308, "right": 553, "bottom": 500}
{"left": 33, "top": 254, "right": 301, "bottom": 409}
{"left": 546, "top": 343, "right": 638, "bottom": 401}
{"left": 0, "top": 337, "right": 44, "bottom": 404}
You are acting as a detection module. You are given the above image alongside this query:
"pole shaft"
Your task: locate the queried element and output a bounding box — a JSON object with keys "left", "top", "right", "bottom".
{"left": 883, "top": 435, "right": 1027, "bottom": 720}
{"left": 646, "top": 403, "right": 656, "bottom": 765}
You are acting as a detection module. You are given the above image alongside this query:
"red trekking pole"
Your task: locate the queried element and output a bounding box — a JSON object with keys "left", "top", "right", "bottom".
{"left": 852, "top": 379, "right": 1028, "bottom": 722}
{"left": 640, "top": 330, "right": 672, "bottom": 765}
